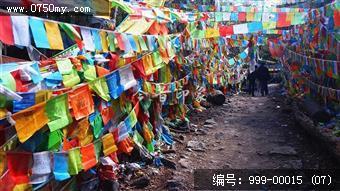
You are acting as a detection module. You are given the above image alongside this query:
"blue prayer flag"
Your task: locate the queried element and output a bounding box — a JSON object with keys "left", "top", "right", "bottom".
{"left": 53, "top": 152, "right": 71, "bottom": 181}
{"left": 29, "top": 18, "right": 50, "bottom": 49}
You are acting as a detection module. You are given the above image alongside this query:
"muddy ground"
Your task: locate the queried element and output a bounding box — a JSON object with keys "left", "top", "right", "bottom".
{"left": 135, "top": 85, "right": 339, "bottom": 190}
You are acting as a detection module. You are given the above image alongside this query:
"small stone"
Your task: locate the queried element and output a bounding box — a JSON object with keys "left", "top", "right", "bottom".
{"left": 205, "top": 118, "right": 217, "bottom": 125}
{"left": 269, "top": 146, "right": 298, "bottom": 156}
{"left": 218, "top": 147, "right": 224, "bottom": 151}
{"left": 191, "top": 124, "right": 198, "bottom": 128}
{"left": 178, "top": 159, "right": 190, "bottom": 168}
{"left": 179, "top": 135, "right": 185, "bottom": 141}
{"left": 167, "top": 179, "right": 186, "bottom": 190}
{"left": 214, "top": 132, "right": 224, "bottom": 139}
{"left": 204, "top": 124, "right": 214, "bottom": 128}
{"left": 223, "top": 164, "right": 231, "bottom": 169}
{"left": 187, "top": 140, "right": 206, "bottom": 152}
{"left": 150, "top": 168, "right": 160, "bottom": 175}
{"left": 198, "top": 129, "right": 208, "bottom": 135}
{"left": 180, "top": 154, "right": 189, "bottom": 159}
{"left": 130, "top": 175, "right": 150, "bottom": 189}
{"left": 281, "top": 160, "right": 303, "bottom": 169}
{"left": 161, "top": 158, "right": 177, "bottom": 170}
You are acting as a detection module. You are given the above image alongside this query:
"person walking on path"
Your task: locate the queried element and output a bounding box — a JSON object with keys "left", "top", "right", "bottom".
{"left": 247, "top": 66, "right": 258, "bottom": 96}
{"left": 257, "top": 62, "right": 270, "bottom": 96}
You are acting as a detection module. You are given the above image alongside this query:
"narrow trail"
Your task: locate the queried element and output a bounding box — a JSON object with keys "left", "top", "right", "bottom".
{"left": 148, "top": 85, "right": 338, "bottom": 190}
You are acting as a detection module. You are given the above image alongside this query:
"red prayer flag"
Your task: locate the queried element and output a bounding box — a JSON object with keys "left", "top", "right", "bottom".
{"left": 334, "top": 10, "right": 340, "bottom": 27}
{"left": 10, "top": 70, "right": 28, "bottom": 92}
{"left": 0, "top": 14, "right": 14, "bottom": 45}
{"left": 238, "top": 12, "right": 246, "bottom": 22}
{"left": 99, "top": 101, "right": 114, "bottom": 126}
{"left": 277, "top": 13, "right": 290, "bottom": 28}
{"left": 114, "top": 33, "right": 126, "bottom": 51}
{"left": 6, "top": 152, "right": 32, "bottom": 184}
{"left": 96, "top": 66, "right": 110, "bottom": 77}
{"left": 80, "top": 143, "right": 97, "bottom": 171}
{"left": 219, "top": 26, "right": 234, "bottom": 36}
{"left": 108, "top": 53, "right": 119, "bottom": 71}
{"left": 0, "top": 170, "right": 15, "bottom": 191}
{"left": 132, "top": 60, "right": 146, "bottom": 79}
{"left": 148, "top": 22, "right": 161, "bottom": 35}
{"left": 69, "top": 85, "right": 94, "bottom": 120}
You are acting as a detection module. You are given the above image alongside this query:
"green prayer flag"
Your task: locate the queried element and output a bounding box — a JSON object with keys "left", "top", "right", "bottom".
{"left": 83, "top": 64, "right": 97, "bottom": 81}
{"left": 48, "top": 129, "right": 63, "bottom": 151}
{"left": 45, "top": 94, "right": 73, "bottom": 132}
{"left": 107, "top": 34, "right": 116, "bottom": 52}
{"left": 94, "top": 141, "right": 102, "bottom": 161}
{"left": 191, "top": 30, "right": 206, "bottom": 39}
{"left": 262, "top": 22, "right": 276, "bottom": 30}
{"left": 62, "top": 69, "right": 81, "bottom": 88}
{"left": 0, "top": 72, "right": 16, "bottom": 91}
{"left": 89, "top": 78, "right": 111, "bottom": 101}
{"left": 146, "top": 142, "right": 154, "bottom": 152}
{"left": 111, "top": 0, "right": 133, "bottom": 13}
{"left": 68, "top": 148, "right": 83, "bottom": 175}
{"left": 152, "top": 51, "right": 164, "bottom": 70}
{"left": 292, "top": 13, "right": 305, "bottom": 25}
{"left": 254, "top": 13, "right": 262, "bottom": 22}
{"left": 56, "top": 59, "right": 73, "bottom": 75}
{"left": 59, "top": 23, "right": 81, "bottom": 41}
{"left": 138, "top": 36, "right": 148, "bottom": 51}
{"left": 90, "top": 113, "right": 103, "bottom": 139}
{"left": 215, "top": 12, "right": 223, "bottom": 22}
{"left": 133, "top": 130, "right": 144, "bottom": 147}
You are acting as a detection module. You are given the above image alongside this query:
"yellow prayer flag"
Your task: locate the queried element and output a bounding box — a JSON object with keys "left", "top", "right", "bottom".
{"left": 13, "top": 183, "right": 32, "bottom": 191}
{"left": 205, "top": 28, "right": 219, "bottom": 38}
{"left": 246, "top": 12, "right": 254, "bottom": 22}
{"left": 77, "top": 117, "right": 93, "bottom": 146}
{"left": 286, "top": 12, "right": 294, "bottom": 23}
{"left": 133, "top": 35, "right": 141, "bottom": 53}
{"left": 35, "top": 90, "right": 52, "bottom": 104}
{"left": 45, "top": 21, "right": 64, "bottom": 50}
{"left": 12, "top": 102, "right": 48, "bottom": 143}
{"left": 0, "top": 152, "right": 5, "bottom": 176}
{"left": 0, "top": 108, "right": 7, "bottom": 119}
{"left": 100, "top": 31, "right": 109, "bottom": 53}
{"left": 102, "top": 133, "right": 117, "bottom": 156}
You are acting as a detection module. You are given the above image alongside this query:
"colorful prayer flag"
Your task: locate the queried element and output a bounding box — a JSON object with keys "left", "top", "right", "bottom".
{"left": 69, "top": 85, "right": 94, "bottom": 120}
{"left": 29, "top": 18, "right": 50, "bottom": 49}
{"left": 45, "top": 21, "right": 64, "bottom": 50}
{"left": 45, "top": 94, "right": 73, "bottom": 132}
{"left": 0, "top": 14, "right": 14, "bottom": 45}
{"left": 12, "top": 102, "right": 48, "bottom": 143}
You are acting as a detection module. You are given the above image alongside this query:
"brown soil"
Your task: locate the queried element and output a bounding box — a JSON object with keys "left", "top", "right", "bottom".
{"left": 136, "top": 85, "right": 338, "bottom": 190}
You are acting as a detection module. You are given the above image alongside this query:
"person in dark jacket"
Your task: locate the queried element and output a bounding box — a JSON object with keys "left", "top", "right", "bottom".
{"left": 247, "top": 66, "right": 258, "bottom": 96}
{"left": 257, "top": 63, "right": 270, "bottom": 96}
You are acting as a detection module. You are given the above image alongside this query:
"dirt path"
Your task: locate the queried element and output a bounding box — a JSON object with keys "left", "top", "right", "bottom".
{"left": 143, "top": 85, "right": 339, "bottom": 190}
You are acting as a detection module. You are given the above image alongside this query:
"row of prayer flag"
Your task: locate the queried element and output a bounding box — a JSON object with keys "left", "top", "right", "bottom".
{"left": 0, "top": 14, "right": 178, "bottom": 55}
{"left": 191, "top": 21, "right": 289, "bottom": 39}
{"left": 143, "top": 74, "right": 190, "bottom": 95}
{"left": 205, "top": 11, "right": 306, "bottom": 24}
{"left": 171, "top": 2, "right": 308, "bottom": 12}
{"left": 284, "top": 48, "right": 339, "bottom": 79}
{"left": 11, "top": 63, "right": 137, "bottom": 143}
